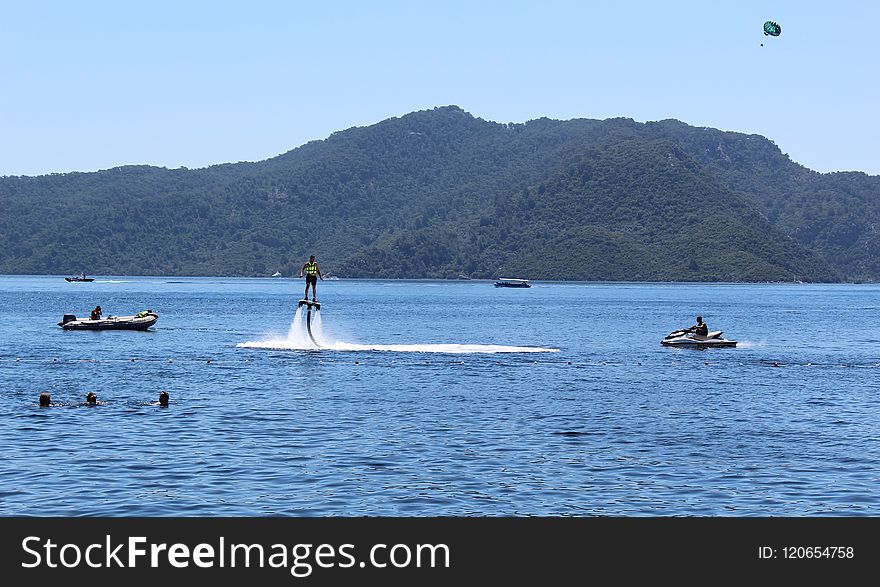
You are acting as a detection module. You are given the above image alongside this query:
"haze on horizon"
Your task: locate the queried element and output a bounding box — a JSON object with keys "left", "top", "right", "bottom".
{"left": 1, "top": 0, "right": 878, "bottom": 177}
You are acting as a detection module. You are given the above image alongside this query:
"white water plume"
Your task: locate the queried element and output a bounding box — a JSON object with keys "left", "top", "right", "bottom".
{"left": 736, "top": 340, "right": 767, "bottom": 349}
{"left": 311, "top": 308, "right": 325, "bottom": 341}
{"left": 238, "top": 308, "right": 558, "bottom": 354}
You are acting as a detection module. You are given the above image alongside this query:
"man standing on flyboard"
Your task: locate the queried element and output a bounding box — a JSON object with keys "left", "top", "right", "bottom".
{"left": 299, "top": 255, "right": 324, "bottom": 302}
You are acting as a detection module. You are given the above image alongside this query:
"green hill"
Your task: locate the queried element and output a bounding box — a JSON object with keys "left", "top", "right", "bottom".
{"left": 1, "top": 106, "right": 876, "bottom": 281}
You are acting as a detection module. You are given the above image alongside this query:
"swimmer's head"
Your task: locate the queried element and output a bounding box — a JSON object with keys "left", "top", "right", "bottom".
{"left": 158, "top": 391, "right": 169, "bottom": 406}
{"left": 39, "top": 392, "right": 51, "bottom": 407}
{"left": 86, "top": 392, "right": 97, "bottom": 405}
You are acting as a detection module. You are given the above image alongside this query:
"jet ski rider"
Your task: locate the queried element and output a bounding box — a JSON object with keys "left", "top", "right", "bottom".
{"left": 687, "top": 315, "right": 708, "bottom": 337}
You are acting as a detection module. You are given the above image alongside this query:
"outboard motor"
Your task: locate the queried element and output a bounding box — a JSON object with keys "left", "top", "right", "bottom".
{"left": 59, "top": 314, "right": 77, "bottom": 326}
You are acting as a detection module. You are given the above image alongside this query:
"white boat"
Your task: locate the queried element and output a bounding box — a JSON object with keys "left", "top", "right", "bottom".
{"left": 271, "top": 271, "right": 282, "bottom": 277}
{"left": 59, "top": 311, "right": 158, "bottom": 331}
{"left": 660, "top": 329, "right": 737, "bottom": 348}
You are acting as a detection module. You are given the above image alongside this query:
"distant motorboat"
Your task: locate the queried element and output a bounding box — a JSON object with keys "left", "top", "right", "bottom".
{"left": 271, "top": 271, "right": 282, "bottom": 277}
{"left": 494, "top": 278, "right": 531, "bottom": 288}
{"left": 65, "top": 273, "right": 94, "bottom": 282}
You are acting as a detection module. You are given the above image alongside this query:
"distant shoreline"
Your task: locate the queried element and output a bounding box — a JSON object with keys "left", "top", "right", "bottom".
{"left": 3, "top": 274, "right": 876, "bottom": 285}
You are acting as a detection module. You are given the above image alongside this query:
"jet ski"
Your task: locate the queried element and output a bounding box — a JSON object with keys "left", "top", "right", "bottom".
{"left": 661, "top": 329, "right": 737, "bottom": 348}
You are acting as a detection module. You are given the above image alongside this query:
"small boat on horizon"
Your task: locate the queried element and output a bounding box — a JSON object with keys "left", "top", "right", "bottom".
{"left": 271, "top": 271, "right": 282, "bottom": 277}
{"left": 494, "top": 278, "right": 531, "bottom": 288}
{"left": 65, "top": 273, "right": 94, "bottom": 282}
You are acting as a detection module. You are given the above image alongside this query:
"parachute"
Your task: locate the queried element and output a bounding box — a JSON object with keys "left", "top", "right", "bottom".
{"left": 763, "top": 21, "right": 781, "bottom": 37}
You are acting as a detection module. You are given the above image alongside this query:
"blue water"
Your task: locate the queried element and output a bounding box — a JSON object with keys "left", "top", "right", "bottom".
{"left": 1, "top": 276, "right": 878, "bottom": 516}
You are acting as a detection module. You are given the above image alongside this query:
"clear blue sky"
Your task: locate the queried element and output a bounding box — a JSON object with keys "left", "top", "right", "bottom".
{"left": 1, "top": 0, "right": 877, "bottom": 176}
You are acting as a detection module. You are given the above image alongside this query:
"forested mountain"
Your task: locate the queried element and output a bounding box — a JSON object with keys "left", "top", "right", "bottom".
{"left": 1, "top": 106, "right": 877, "bottom": 281}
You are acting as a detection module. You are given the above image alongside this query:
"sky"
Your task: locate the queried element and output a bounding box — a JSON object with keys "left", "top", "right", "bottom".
{"left": 1, "top": 0, "right": 878, "bottom": 176}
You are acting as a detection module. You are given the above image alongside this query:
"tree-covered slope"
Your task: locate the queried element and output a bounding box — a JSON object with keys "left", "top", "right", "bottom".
{"left": 0, "top": 106, "right": 874, "bottom": 281}
{"left": 644, "top": 119, "right": 880, "bottom": 281}
{"left": 338, "top": 139, "right": 835, "bottom": 281}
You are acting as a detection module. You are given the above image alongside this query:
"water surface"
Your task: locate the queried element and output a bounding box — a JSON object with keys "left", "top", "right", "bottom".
{"left": 1, "top": 276, "right": 878, "bottom": 515}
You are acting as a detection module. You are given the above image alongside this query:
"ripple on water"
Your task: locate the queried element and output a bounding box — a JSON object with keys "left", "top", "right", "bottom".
{"left": 2, "top": 279, "right": 880, "bottom": 515}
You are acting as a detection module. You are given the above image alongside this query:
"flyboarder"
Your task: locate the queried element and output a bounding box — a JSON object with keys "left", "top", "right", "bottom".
{"left": 299, "top": 255, "right": 324, "bottom": 302}
{"left": 296, "top": 255, "right": 324, "bottom": 346}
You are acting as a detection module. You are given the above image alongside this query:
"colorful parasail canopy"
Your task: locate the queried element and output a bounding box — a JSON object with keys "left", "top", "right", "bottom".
{"left": 763, "top": 21, "right": 781, "bottom": 37}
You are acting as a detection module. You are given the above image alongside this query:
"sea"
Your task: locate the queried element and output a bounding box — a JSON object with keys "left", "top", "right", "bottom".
{"left": 1, "top": 276, "right": 878, "bottom": 516}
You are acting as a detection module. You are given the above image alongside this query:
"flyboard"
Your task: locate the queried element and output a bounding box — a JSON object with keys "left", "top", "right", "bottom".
{"left": 297, "top": 299, "right": 321, "bottom": 346}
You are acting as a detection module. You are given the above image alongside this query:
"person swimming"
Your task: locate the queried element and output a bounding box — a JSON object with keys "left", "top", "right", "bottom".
{"left": 158, "top": 391, "right": 169, "bottom": 406}
{"left": 39, "top": 392, "right": 51, "bottom": 407}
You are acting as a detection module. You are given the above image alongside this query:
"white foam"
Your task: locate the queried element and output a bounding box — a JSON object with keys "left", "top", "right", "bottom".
{"left": 238, "top": 339, "right": 557, "bottom": 354}
{"left": 736, "top": 340, "right": 766, "bottom": 349}
{"left": 238, "top": 308, "right": 558, "bottom": 354}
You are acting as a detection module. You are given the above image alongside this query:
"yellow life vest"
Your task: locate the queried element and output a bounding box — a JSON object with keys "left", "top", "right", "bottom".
{"left": 305, "top": 262, "right": 318, "bottom": 276}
